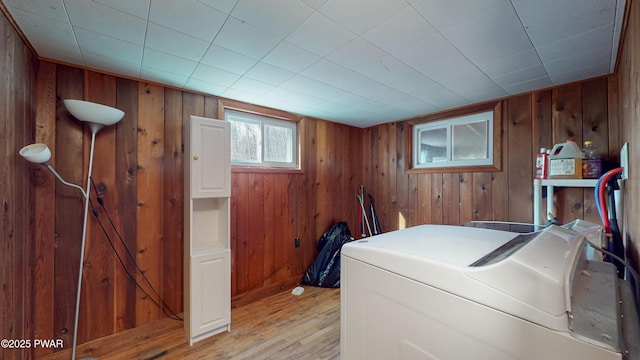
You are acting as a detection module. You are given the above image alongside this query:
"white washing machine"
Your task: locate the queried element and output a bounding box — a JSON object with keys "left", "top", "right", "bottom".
{"left": 340, "top": 220, "right": 639, "bottom": 360}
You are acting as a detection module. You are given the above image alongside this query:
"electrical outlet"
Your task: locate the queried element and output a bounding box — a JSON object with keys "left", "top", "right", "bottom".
{"left": 621, "top": 142, "right": 629, "bottom": 180}
{"left": 294, "top": 238, "right": 300, "bottom": 248}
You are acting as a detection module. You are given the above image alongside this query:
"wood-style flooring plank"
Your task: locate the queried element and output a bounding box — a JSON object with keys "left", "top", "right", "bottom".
{"left": 39, "top": 286, "right": 339, "bottom": 360}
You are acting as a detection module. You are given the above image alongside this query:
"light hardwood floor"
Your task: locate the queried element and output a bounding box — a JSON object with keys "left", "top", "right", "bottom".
{"left": 40, "top": 286, "right": 340, "bottom": 360}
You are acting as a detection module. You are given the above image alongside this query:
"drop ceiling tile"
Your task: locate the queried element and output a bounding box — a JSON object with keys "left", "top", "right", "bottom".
{"left": 456, "top": 85, "right": 507, "bottom": 104}
{"left": 441, "top": 3, "right": 532, "bottom": 65}
{"left": 396, "top": 34, "right": 502, "bottom": 100}
{"left": 231, "top": 77, "right": 275, "bottom": 96}
{"left": 262, "top": 41, "right": 321, "bottom": 73}
{"left": 350, "top": 54, "right": 465, "bottom": 107}
{"left": 196, "top": 0, "right": 239, "bottom": 14}
{"left": 230, "top": 0, "right": 314, "bottom": 38}
{"left": 300, "top": 0, "right": 328, "bottom": 10}
{"left": 544, "top": 47, "right": 611, "bottom": 76}
{"left": 326, "top": 38, "right": 387, "bottom": 70}
{"left": 501, "top": 76, "right": 553, "bottom": 95}
{"left": 222, "top": 88, "right": 259, "bottom": 103}
{"left": 7, "top": 9, "right": 82, "bottom": 64}
{"left": 363, "top": 6, "right": 437, "bottom": 54}
{"left": 512, "top": 0, "right": 616, "bottom": 46}
{"left": 252, "top": 97, "right": 303, "bottom": 116}
{"left": 536, "top": 24, "right": 614, "bottom": 63}
{"left": 262, "top": 87, "right": 325, "bottom": 108}
{"left": 64, "top": 0, "right": 147, "bottom": 45}
{"left": 142, "top": 48, "right": 198, "bottom": 77}
{"left": 318, "top": 0, "right": 408, "bottom": 35}
{"left": 145, "top": 22, "right": 210, "bottom": 61}
{"left": 94, "top": 0, "right": 150, "bottom": 18}
{"left": 200, "top": 44, "right": 258, "bottom": 75}
{"left": 190, "top": 64, "right": 241, "bottom": 87}
{"left": 149, "top": 0, "right": 227, "bottom": 41}
{"left": 475, "top": 48, "right": 542, "bottom": 77}
{"left": 330, "top": 93, "right": 373, "bottom": 107}
{"left": 395, "top": 32, "right": 464, "bottom": 74}
{"left": 81, "top": 51, "right": 142, "bottom": 78}
{"left": 244, "top": 62, "right": 295, "bottom": 86}
{"left": 411, "top": 0, "right": 506, "bottom": 31}
{"left": 75, "top": 27, "right": 143, "bottom": 64}
{"left": 140, "top": 67, "right": 189, "bottom": 87}
{"left": 549, "top": 61, "right": 610, "bottom": 85}
{"left": 491, "top": 64, "right": 547, "bottom": 87}
{"left": 280, "top": 75, "right": 352, "bottom": 101}
{"left": 213, "top": 16, "right": 281, "bottom": 59}
{"left": 185, "top": 77, "right": 228, "bottom": 95}
{"left": 301, "top": 60, "right": 383, "bottom": 95}
{"left": 285, "top": 13, "right": 355, "bottom": 57}
{"left": 3, "top": 0, "right": 68, "bottom": 22}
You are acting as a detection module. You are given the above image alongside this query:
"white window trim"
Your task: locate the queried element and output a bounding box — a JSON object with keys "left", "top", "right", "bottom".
{"left": 224, "top": 109, "right": 299, "bottom": 169}
{"left": 413, "top": 111, "right": 494, "bottom": 169}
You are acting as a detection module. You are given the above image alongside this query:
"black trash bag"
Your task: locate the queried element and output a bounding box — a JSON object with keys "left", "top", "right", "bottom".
{"left": 301, "top": 222, "right": 352, "bottom": 288}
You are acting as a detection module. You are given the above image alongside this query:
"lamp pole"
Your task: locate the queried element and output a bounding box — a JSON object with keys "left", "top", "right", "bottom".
{"left": 71, "top": 130, "right": 96, "bottom": 360}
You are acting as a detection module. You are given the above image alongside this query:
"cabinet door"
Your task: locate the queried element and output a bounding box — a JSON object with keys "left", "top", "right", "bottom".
{"left": 189, "top": 116, "right": 230, "bottom": 198}
{"left": 190, "top": 250, "right": 230, "bottom": 343}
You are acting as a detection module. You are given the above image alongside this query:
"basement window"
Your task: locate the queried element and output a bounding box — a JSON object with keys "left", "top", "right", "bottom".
{"left": 224, "top": 109, "right": 298, "bottom": 169}
{"left": 412, "top": 111, "right": 494, "bottom": 169}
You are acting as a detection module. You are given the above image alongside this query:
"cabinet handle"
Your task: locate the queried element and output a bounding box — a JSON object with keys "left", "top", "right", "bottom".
{"left": 193, "top": 155, "right": 199, "bottom": 160}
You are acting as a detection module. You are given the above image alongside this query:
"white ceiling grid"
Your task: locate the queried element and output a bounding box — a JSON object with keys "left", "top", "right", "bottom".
{"left": 1, "top": 0, "right": 626, "bottom": 127}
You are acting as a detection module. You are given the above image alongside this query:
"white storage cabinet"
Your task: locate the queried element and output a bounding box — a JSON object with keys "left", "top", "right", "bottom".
{"left": 184, "top": 116, "right": 231, "bottom": 345}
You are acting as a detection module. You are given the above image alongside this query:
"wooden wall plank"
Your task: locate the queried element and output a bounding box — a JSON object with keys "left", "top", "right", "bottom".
{"left": 552, "top": 84, "right": 585, "bottom": 222}
{"left": 606, "top": 75, "right": 620, "bottom": 162}
{"left": 582, "top": 78, "right": 609, "bottom": 224}
{"left": 135, "top": 82, "right": 165, "bottom": 325}
{"left": 114, "top": 78, "right": 138, "bottom": 332}
{"left": 2, "top": 14, "right": 38, "bottom": 359}
{"left": 431, "top": 174, "right": 443, "bottom": 224}
{"left": 376, "top": 124, "right": 391, "bottom": 233}
{"left": 54, "top": 65, "right": 85, "bottom": 349}
{"left": 532, "top": 91, "right": 552, "bottom": 222}
{"left": 491, "top": 102, "right": 509, "bottom": 222}
{"left": 473, "top": 172, "right": 492, "bottom": 221}
{"left": 231, "top": 172, "right": 250, "bottom": 297}
{"left": 80, "top": 70, "right": 117, "bottom": 342}
{"left": 506, "top": 94, "right": 533, "bottom": 223}
{"left": 256, "top": 174, "right": 276, "bottom": 285}
{"left": 459, "top": 173, "right": 474, "bottom": 224}
{"left": 442, "top": 173, "right": 460, "bottom": 225}
{"left": 163, "top": 88, "right": 184, "bottom": 315}
{"left": 387, "top": 123, "right": 398, "bottom": 229}
{"left": 417, "top": 174, "right": 432, "bottom": 224}
{"left": 32, "top": 61, "right": 57, "bottom": 358}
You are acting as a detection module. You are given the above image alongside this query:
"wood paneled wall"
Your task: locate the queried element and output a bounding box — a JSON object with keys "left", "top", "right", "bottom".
{"left": 229, "top": 117, "right": 362, "bottom": 306}
{"left": 16, "top": 61, "right": 363, "bottom": 355}
{"left": 363, "top": 77, "right": 619, "bottom": 231}
{"left": 617, "top": 0, "right": 640, "bottom": 275}
{"left": 0, "top": 10, "right": 38, "bottom": 360}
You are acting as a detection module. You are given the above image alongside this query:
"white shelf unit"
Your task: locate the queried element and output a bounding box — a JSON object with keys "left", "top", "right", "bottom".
{"left": 184, "top": 116, "right": 231, "bottom": 346}
{"left": 533, "top": 179, "right": 598, "bottom": 226}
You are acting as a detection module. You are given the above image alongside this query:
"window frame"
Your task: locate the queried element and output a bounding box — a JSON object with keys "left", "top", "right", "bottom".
{"left": 408, "top": 104, "right": 502, "bottom": 174}
{"left": 218, "top": 99, "right": 303, "bottom": 173}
